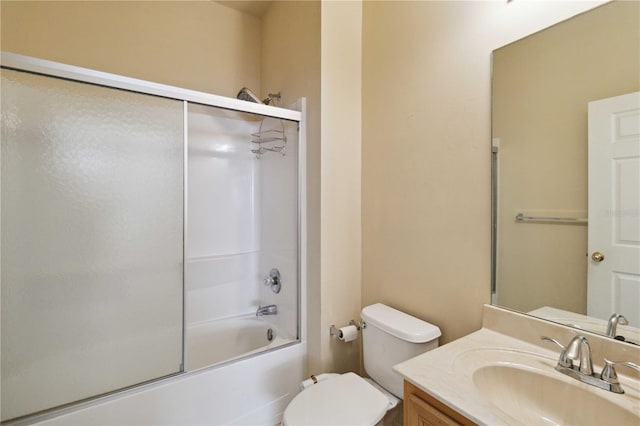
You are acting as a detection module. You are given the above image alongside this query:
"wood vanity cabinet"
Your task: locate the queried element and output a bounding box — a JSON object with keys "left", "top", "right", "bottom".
{"left": 404, "top": 381, "right": 476, "bottom": 426}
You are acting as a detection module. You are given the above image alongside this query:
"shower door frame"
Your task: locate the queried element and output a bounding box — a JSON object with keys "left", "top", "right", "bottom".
{"left": 0, "top": 51, "right": 305, "bottom": 424}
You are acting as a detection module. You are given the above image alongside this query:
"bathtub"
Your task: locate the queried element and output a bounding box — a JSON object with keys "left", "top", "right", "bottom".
{"left": 37, "top": 336, "right": 305, "bottom": 425}
{"left": 187, "top": 315, "right": 293, "bottom": 371}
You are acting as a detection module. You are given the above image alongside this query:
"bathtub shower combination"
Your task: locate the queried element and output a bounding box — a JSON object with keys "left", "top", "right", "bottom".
{"left": 0, "top": 53, "right": 305, "bottom": 424}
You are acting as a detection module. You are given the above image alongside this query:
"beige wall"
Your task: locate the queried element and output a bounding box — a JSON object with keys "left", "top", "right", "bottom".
{"left": 260, "top": 1, "right": 323, "bottom": 375}
{"left": 1, "top": 1, "right": 261, "bottom": 97}
{"left": 494, "top": 1, "right": 640, "bottom": 314}
{"left": 361, "top": 0, "right": 606, "bottom": 345}
{"left": 320, "top": 0, "right": 363, "bottom": 374}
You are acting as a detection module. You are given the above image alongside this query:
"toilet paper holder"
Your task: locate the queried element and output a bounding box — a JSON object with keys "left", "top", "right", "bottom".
{"left": 329, "top": 320, "right": 365, "bottom": 338}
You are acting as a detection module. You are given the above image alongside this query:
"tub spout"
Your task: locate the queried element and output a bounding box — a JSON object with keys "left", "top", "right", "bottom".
{"left": 256, "top": 304, "right": 278, "bottom": 316}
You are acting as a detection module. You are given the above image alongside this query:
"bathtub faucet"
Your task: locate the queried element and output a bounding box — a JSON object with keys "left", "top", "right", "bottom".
{"left": 256, "top": 304, "right": 278, "bottom": 316}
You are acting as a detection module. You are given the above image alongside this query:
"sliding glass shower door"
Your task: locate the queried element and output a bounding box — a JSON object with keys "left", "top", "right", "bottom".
{"left": 1, "top": 69, "right": 184, "bottom": 421}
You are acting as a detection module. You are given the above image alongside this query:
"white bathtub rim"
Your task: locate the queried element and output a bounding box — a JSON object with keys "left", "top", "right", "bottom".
{"left": 186, "top": 337, "right": 299, "bottom": 373}
{"left": 186, "top": 314, "right": 296, "bottom": 371}
{"left": 187, "top": 311, "right": 277, "bottom": 329}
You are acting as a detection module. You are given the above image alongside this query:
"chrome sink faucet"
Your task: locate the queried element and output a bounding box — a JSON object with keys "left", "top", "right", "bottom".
{"left": 606, "top": 313, "right": 628, "bottom": 338}
{"left": 542, "top": 334, "right": 639, "bottom": 394}
{"left": 256, "top": 304, "right": 278, "bottom": 316}
{"left": 542, "top": 335, "right": 593, "bottom": 374}
{"left": 564, "top": 335, "right": 593, "bottom": 374}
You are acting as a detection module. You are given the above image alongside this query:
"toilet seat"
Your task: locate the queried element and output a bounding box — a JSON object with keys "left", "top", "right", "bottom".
{"left": 282, "top": 372, "right": 389, "bottom": 426}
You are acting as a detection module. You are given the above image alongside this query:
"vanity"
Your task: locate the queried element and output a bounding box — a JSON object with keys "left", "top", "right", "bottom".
{"left": 395, "top": 305, "right": 640, "bottom": 426}
{"left": 404, "top": 381, "right": 474, "bottom": 426}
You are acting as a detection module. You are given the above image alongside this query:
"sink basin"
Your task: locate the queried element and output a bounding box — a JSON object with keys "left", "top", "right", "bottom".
{"left": 473, "top": 364, "right": 640, "bottom": 426}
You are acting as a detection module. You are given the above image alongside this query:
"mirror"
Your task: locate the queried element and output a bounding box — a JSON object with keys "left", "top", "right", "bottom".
{"left": 491, "top": 1, "right": 640, "bottom": 344}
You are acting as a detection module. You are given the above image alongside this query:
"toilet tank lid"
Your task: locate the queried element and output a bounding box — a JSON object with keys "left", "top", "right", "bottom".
{"left": 361, "top": 303, "right": 441, "bottom": 343}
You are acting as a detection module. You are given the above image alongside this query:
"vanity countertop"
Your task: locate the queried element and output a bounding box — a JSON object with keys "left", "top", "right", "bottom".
{"left": 393, "top": 305, "right": 640, "bottom": 425}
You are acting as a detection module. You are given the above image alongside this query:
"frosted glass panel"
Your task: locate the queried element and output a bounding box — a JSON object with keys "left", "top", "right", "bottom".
{"left": 1, "top": 69, "right": 184, "bottom": 421}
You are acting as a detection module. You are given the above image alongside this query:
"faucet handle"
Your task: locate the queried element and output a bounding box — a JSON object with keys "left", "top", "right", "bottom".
{"left": 541, "top": 336, "right": 572, "bottom": 368}
{"left": 541, "top": 336, "right": 565, "bottom": 349}
{"left": 263, "top": 268, "right": 281, "bottom": 294}
{"left": 601, "top": 359, "right": 640, "bottom": 380}
{"left": 600, "top": 359, "right": 640, "bottom": 393}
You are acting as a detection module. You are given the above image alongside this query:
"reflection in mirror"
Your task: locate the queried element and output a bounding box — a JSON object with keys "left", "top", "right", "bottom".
{"left": 491, "top": 1, "right": 640, "bottom": 344}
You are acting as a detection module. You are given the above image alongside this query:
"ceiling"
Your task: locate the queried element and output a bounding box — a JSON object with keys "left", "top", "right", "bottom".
{"left": 216, "top": 1, "right": 273, "bottom": 17}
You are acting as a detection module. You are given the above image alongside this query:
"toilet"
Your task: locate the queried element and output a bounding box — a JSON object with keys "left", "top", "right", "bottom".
{"left": 282, "top": 303, "right": 441, "bottom": 426}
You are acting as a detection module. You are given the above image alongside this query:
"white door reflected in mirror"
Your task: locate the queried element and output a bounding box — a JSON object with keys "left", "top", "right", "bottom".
{"left": 587, "top": 91, "right": 640, "bottom": 328}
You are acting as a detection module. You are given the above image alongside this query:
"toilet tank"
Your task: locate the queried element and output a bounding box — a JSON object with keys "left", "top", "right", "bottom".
{"left": 361, "top": 303, "right": 441, "bottom": 399}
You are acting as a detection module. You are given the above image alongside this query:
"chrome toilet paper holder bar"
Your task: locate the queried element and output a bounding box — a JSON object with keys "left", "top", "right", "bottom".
{"left": 329, "top": 320, "right": 365, "bottom": 337}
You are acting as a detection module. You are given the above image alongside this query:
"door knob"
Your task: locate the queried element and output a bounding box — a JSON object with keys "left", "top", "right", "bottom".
{"left": 591, "top": 252, "right": 605, "bottom": 262}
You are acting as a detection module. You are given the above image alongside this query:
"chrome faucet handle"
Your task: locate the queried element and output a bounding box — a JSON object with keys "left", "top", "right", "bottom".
{"left": 600, "top": 359, "right": 640, "bottom": 394}
{"left": 606, "top": 314, "right": 629, "bottom": 337}
{"left": 541, "top": 336, "right": 565, "bottom": 349}
{"left": 541, "top": 336, "right": 572, "bottom": 368}
{"left": 262, "top": 268, "right": 281, "bottom": 294}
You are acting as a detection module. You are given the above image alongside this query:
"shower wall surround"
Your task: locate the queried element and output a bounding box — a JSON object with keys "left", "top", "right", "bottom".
{"left": 1, "top": 53, "right": 304, "bottom": 424}
{"left": 186, "top": 105, "right": 262, "bottom": 324}
{"left": 257, "top": 117, "right": 299, "bottom": 339}
{"left": 185, "top": 104, "right": 300, "bottom": 367}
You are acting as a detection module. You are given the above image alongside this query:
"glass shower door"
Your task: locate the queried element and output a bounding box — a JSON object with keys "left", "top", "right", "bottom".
{"left": 1, "top": 69, "right": 184, "bottom": 421}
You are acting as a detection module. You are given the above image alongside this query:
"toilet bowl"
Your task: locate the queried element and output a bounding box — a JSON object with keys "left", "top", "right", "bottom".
{"left": 283, "top": 303, "right": 441, "bottom": 426}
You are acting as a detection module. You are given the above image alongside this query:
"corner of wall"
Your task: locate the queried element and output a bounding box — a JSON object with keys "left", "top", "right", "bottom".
{"left": 320, "top": 0, "right": 363, "bottom": 374}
